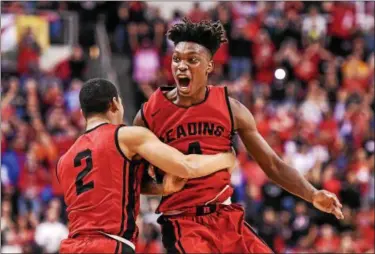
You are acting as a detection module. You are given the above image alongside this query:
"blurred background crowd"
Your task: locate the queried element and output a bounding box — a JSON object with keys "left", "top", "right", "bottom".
{"left": 1, "top": 1, "right": 374, "bottom": 253}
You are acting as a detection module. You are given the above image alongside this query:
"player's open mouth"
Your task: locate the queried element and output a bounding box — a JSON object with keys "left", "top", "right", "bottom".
{"left": 178, "top": 77, "right": 191, "bottom": 88}
{"left": 178, "top": 77, "right": 190, "bottom": 92}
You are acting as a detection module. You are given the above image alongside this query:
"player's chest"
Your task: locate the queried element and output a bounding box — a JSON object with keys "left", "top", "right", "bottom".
{"left": 151, "top": 107, "right": 231, "bottom": 145}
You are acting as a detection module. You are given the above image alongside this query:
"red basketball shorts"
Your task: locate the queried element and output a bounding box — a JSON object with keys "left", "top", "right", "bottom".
{"left": 157, "top": 203, "right": 274, "bottom": 253}
{"left": 60, "top": 234, "right": 135, "bottom": 254}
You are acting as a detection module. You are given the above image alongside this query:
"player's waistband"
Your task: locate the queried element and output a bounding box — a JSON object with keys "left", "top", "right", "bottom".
{"left": 162, "top": 197, "right": 231, "bottom": 217}
{"left": 98, "top": 231, "right": 135, "bottom": 251}
{"left": 72, "top": 231, "right": 135, "bottom": 251}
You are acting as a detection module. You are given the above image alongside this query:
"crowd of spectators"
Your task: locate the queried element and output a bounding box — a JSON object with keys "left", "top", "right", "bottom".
{"left": 1, "top": 1, "right": 374, "bottom": 253}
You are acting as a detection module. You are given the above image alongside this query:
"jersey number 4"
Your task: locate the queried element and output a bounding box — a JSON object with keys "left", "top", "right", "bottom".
{"left": 74, "top": 149, "right": 94, "bottom": 195}
{"left": 188, "top": 141, "right": 202, "bottom": 154}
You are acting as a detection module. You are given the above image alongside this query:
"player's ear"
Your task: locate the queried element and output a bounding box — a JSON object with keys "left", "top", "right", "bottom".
{"left": 206, "top": 60, "right": 214, "bottom": 75}
{"left": 80, "top": 109, "right": 85, "bottom": 118}
{"left": 110, "top": 97, "right": 119, "bottom": 112}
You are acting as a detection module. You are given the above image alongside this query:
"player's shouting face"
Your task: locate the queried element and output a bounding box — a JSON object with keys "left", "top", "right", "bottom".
{"left": 171, "top": 42, "right": 213, "bottom": 97}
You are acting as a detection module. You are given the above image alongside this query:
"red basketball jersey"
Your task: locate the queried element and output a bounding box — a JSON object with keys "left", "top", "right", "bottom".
{"left": 142, "top": 86, "right": 234, "bottom": 212}
{"left": 56, "top": 123, "right": 144, "bottom": 242}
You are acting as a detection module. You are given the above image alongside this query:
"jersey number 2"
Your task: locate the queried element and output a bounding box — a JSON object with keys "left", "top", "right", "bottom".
{"left": 188, "top": 141, "right": 202, "bottom": 154}
{"left": 74, "top": 149, "right": 94, "bottom": 195}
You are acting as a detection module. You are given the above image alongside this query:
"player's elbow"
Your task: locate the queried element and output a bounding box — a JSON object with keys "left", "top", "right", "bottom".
{"left": 178, "top": 155, "right": 199, "bottom": 178}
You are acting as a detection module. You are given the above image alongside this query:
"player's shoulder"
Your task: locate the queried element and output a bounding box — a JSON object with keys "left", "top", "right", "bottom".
{"left": 57, "top": 136, "right": 82, "bottom": 164}
{"left": 228, "top": 96, "right": 243, "bottom": 110}
{"left": 58, "top": 125, "right": 114, "bottom": 161}
{"left": 117, "top": 125, "right": 156, "bottom": 159}
{"left": 117, "top": 125, "right": 151, "bottom": 144}
{"left": 227, "top": 96, "right": 256, "bottom": 130}
{"left": 206, "top": 85, "right": 230, "bottom": 100}
{"left": 142, "top": 86, "right": 175, "bottom": 116}
{"left": 142, "top": 87, "right": 162, "bottom": 110}
{"left": 56, "top": 147, "right": 72, "bottom": 173}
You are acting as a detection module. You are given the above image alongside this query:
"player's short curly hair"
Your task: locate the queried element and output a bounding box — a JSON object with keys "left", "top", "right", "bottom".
{"left": 167, "top": 18, "right": 228, "bottom": 56}
{"left": 79, "top": 78, "right": 119, "bottom": 118}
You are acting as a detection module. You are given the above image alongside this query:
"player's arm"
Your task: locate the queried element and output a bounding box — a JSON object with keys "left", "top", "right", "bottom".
{"left": 118, "top": 125, "right": 235, "bottom": 179}
{"left": 133, "top": 109, "right": 184, "bottom": 195}
{"left": 230, "top": 98, "right": 344, "bottom": 219}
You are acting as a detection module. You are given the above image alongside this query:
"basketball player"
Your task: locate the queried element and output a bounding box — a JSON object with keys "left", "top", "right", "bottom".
{"left": 57, "top": 78, "right": 236, "bottom": 253}
{"left": 133, "top": 19, "right": 344, "bottom": 253}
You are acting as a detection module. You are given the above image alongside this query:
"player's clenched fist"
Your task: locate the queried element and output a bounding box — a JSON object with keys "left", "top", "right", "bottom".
{"left": 312, "top": 190, "right": 344, "bottom": 220}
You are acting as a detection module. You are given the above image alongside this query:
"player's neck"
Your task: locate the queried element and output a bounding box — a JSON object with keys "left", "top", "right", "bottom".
{"left": 175, "top": 85, "right": 207, "bottom": 107}
{"left": 85, "top": 115, "right": 110, "bottom": 131}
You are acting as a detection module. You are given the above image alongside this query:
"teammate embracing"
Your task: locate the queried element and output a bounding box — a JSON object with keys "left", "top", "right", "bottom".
{"left": 56, "top": 78, "right": 236, "bottom": 253}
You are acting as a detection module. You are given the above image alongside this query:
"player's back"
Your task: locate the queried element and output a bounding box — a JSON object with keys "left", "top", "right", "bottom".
{"left": 57, "top": 123, "right": 140, "bottom": 242}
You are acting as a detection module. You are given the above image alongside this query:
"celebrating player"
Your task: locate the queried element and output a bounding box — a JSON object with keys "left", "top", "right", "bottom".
{"left": 134, "top": 18, "right": 344, "bottom": 253}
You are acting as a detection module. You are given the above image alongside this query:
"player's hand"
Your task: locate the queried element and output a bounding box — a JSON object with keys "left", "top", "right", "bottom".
{"left": 148, "top": 165, "right": 157, "bottom": 182}
{"left": 312, "top": 190, "right": 344, "bottom": 220}
{"left": 162, "top": 174, "right": 187, "bottom": 196}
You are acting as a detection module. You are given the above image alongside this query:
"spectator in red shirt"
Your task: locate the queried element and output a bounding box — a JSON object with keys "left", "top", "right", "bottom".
{"left": 328, "top": 2, "right": 357, "bottom": 56}
{"left": 315, "top": 224, "right": 341, "bottom": 252}
{"left": 252, "top": 29, "right": 275, "bottom": 85}
{"left": 17, "top": 147, "right": 50, "bottom": 217}
{"left": 17, "top": 27, "right": 41, "bottom": 76}
{"left": 321, "top": 163, "right": 342, "bottom": 197}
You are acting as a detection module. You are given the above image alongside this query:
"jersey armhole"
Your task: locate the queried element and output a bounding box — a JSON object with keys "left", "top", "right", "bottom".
{"left": 115, "top": 124, "right": 132, "bottom": 162}
{"left": 141, "top": 103, "right": 150, "bottom": 129}
{"left": 224, "top": 86, "right": 235, "bottom": 135}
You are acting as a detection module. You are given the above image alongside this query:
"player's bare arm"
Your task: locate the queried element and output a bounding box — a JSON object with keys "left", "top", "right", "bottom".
{"left": 133, "top": 110, "right": 184, "bottom": 195}
{"left": 117, "top": 125, "right": 235, "bottom": 179}
{"left": 230, "top": 97, "right": 344, "bottom": 220}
